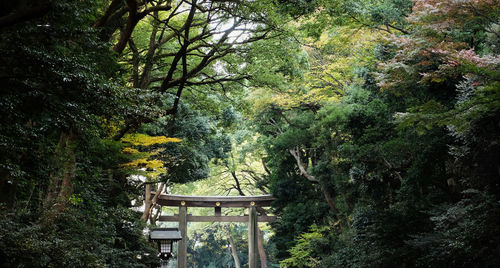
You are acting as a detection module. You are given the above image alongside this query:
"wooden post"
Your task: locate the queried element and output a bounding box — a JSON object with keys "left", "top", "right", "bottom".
{"left": 248, "top": 205, "right": 258, "bottom": 268}
{"left": 178, "top": 205, "right": 187, "bottom": 268}
{"left": 140, "top": 184, "right": 151, "bottom": 220}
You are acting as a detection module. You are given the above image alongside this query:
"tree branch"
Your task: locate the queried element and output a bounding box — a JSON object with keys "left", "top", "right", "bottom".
{"left": 289, "top": 147, "right": 318, "bottom": 183}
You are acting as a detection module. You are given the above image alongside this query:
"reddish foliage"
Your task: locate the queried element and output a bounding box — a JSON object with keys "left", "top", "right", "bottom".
{"left": 376, "top": 0, "right": 499, "bottom": 90}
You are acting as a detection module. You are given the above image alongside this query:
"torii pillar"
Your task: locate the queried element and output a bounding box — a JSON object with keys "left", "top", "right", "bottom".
{"left": 248, "top": 205, "right": 258, "bottom": 268}
{"left": 178, "top": 204, "right": 187, "bottom": 268}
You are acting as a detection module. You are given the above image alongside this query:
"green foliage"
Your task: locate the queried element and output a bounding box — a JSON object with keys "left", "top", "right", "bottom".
{"left": 0, "top": 0, "right": 159, "bottom": 266}
{"left": 409, "top": 190, "right": 500, "bottom": 267}
{"left": 280, "top": 225, "right": 328, "bottom": 268}
{"left": 189, "top": 225, "right": 242, "bottom": 268}
{"left": 0, "top": 207, "right": 158, "bottom": 268}
{"left": 0, "top": 135, "right": 160, "bottom": 267}
{"left": 1, "top": 0, "right": 499, "bottom": 267}
{"left": 253, "top": 0, "right": 500, "bottom": 267}
{"left": 140, "top": 101, "right": 233, "bottom": 184}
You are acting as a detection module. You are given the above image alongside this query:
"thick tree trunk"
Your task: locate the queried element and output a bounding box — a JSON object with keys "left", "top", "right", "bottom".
{"left": 92, "top": 0, "right": 122, "bottom": 28}
{"left": 44, "top": 130, "right": 77, "bottom": 213}
{"left": 113, "top": 0, "right": 138, "bottom": 54}
{"left": 319, "top": 180, "right": 340, "bottom": 216}
{"left": 141, "top": 184, "right": 152, "bottom": 221}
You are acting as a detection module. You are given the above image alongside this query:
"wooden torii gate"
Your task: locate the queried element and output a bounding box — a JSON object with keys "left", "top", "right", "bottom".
{"left": 153, "top": 194, "right": 276, "bottom": 268}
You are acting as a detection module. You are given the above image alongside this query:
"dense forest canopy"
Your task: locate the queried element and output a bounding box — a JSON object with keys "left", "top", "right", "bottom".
{"left": 0, "top": 0, "right": 499, "bottom": 267}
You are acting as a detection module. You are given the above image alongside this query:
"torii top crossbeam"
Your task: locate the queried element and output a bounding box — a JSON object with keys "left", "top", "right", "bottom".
{"left": 154, "top": 193, "right": 275, "bottom": 208}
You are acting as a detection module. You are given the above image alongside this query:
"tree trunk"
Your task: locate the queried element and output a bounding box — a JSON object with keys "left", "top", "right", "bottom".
{"left": 229, "top": 169, "right": 269, "bottom": 266}
{"left": 228, "top": 232, "right": 241, "bottom": 268}
{"left": 112, "top": 0, "right": 138, "bottom": 54}
{"left": 141, "top": 182, "right": 165, "bottom": 221}
{"left": 289, "top": 147, "right": 339, "bottom": 216}
{"left": 319, "top": 180, "right": 340, "bottom": 216}
{"left": 138, "top": 10, "right": 160, "bottom": 89}
{"left": 257, "top": 227, "right": 267, "bottom": 268}
{"left": 92, "top": 0, "right": 122, "bottom": 28}
{"left": 141, "top": 184, "right": 152, "bottom": 221}
{"left": 44, "top": 130, "right": 77, "bottom": 213}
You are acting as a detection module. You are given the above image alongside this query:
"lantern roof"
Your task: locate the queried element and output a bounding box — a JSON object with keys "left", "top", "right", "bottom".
{"left": 150, "top": 228, "right": 182, "bottom": 241}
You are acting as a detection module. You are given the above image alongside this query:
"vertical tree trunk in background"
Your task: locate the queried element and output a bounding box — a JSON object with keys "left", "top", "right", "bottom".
{"left": 319, "top": 180, "right": 340, "bottom": 217}
{"left": 257, "top": 227, "right": 267, "bottom": 268}
{"left": 138, "top": 10, "right": 160, "bottom": 89}
{"left": 44, "top": 130, "right": 77, "bottom": 213}
{"left": 141, "top": 184, "right": 152, "bottom": 220}
{"left": 228, "top": 233, "right": 241, "bottom": 268}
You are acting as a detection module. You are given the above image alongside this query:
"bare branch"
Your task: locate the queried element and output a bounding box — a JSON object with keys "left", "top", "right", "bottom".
{"left": 289, "top": 147, "right": 318, "bottom": 182}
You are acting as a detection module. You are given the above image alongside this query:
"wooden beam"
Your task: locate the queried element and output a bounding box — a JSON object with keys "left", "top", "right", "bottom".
{"left": 153, "top": 193, "right": 275, "bottom": 208}
{"left": 178, "top": 206, "right": 187, "bottom": 268}
{"left": 248, "top": 206, "right": 258, "bottom": 268}
{"left": 158, "top": 215, "right": 277, "bottom": 222}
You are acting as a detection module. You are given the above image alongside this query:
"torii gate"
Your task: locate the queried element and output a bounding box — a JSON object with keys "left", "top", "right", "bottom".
{"left": 153, "top": 193, "right": 276, "bottom": 268}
